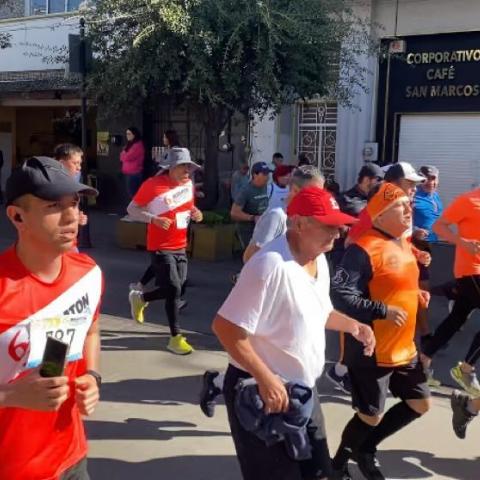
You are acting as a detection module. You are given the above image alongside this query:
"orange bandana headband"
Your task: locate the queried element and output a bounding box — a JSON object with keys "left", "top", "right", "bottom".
{"left": 366, "top": 182, "right": 408, "bottom": 221}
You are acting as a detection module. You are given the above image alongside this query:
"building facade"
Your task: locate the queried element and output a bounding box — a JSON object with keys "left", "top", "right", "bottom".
{"left": 251, "top": 0, "right": 480, "bottom": 205}
{"left": 0, "top": 2, "right": 88, "bottom": 192}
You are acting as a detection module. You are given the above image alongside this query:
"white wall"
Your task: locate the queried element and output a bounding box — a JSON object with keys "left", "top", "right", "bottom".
{"left": 0, "top": 15, "right": 77, "bottom": 72}
{"left": 249, "top": 112, "right": 277, "bottom": 167}
{"left": 334, "top": 0, "right": 377, "bottom": 190}
{"left": 374, "top": 0, "right": 480, "bottom": 37}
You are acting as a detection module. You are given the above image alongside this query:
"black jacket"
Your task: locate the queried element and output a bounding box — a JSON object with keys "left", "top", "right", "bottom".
{"left": 338, "top": 185, "right": 368, "bottom": 218}
{"left": 331, "top": 243, "right": 387, "bottom": 367}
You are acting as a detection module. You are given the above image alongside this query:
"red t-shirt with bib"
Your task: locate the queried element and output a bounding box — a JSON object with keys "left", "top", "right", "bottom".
{"left": 0, "top": 247, "right": 103, "bottom": 480}
{"left": 133, "top": 175, "right": 194, "bottom": 251}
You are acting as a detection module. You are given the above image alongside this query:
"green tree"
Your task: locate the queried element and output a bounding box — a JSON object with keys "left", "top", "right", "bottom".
{"left": 0, "top": 0, "right": 12, "bottom": 48}
{"left": 0, "top": 33, "right": 10, "bottom": 49}
{"left": 87, "top": 0, "right": 373, "bottom": 207}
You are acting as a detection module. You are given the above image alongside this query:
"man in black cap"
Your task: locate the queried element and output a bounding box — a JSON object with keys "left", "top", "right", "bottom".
{"left": 0, "top": 156, "right": 101, "bottom": 480}
{"left": 231, "top": 161, "right": 272, "bottom": 249}
{"left": 337, "top": 163, "right": 384, "bottom": 218}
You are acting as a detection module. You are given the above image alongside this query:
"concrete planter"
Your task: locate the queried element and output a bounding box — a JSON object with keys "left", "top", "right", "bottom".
{"left": 116, "top": 218, "right": 147, "bottom": 250}
{"left": 191, "top": 223, "right": 235, "bottom": 261}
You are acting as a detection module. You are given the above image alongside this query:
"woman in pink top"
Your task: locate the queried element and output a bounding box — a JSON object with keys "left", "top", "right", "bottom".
{"left": 120, "top": 127, "right": 145, "bottom": 198}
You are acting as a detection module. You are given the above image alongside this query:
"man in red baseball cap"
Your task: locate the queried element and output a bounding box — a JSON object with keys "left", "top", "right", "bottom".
{"left": 213, "top": 186, "right": 375, "bottom": 480}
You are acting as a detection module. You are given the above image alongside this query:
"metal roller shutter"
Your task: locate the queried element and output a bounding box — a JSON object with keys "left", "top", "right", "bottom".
{"left": 398, "top": 114, "right": 480, "bottom": 206}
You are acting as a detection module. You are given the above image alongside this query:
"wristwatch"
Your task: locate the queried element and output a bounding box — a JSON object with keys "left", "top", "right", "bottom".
{"left": 86, "top": 370, "right": 102, "bottom": 389}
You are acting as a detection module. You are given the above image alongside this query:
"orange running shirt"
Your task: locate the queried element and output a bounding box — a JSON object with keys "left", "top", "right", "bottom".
{"left": 133, "top": 175, "right": 194, "bottom": 251}
{"left": 356, "top": 229, "right": 420, "bottom": 367}
{"left": 0, "top": 247, "right": 103, "bottom": 480}
{"left": 442, "top": 189, "right": 480, "bottom": 278}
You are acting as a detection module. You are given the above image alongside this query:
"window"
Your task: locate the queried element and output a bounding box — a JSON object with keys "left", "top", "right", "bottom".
{"left": 30, "top": 0, "right": 46, "bottom": 15}
{"left": 30, "top": 0, "right": 80, "bottom": 15}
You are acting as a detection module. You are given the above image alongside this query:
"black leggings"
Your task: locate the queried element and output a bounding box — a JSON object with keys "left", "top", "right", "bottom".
{"left": 142, "top": 251, "right": 187, "bottom": 337}
{"left": 140, "top": 265, "right": 155, "bottom": 286}
{"left": 424, "top": 276, "right": 480, "bottom": 365}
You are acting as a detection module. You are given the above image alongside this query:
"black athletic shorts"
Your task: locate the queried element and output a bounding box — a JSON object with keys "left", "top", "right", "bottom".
{"left": 348, "top": 359, "right": 430, "bottom": 417}
{"left": 151, "top": 250, "right": 188, "bottom": 291}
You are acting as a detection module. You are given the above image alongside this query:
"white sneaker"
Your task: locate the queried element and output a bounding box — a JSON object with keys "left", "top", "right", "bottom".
{"left": 129, "top": 282, "right": 144, "bottom": 293}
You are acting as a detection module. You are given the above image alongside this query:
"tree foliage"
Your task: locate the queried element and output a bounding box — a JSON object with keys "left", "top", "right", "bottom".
{"left": 0, "top": 33, "right": 10, "bottom": 49}
{"left": 88, "top": 0, "right": 372, "bottom": 114}
{"left": 86, "top": 0, "right": 374, "bottom": 204}
{"left": 0, "top": 0, "right": 12, "bottom": 49}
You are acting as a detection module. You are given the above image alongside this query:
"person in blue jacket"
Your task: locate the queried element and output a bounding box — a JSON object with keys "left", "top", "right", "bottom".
{"left": 412, "top": 165, "right": 443, "bottom": 353}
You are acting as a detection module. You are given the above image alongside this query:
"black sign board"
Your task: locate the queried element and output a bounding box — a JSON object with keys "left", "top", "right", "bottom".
{"left": 69, "top": 34, "right": 92, "bottom": 74}
{"left": 376, "top": 31, "right": 480, "bottom": 163}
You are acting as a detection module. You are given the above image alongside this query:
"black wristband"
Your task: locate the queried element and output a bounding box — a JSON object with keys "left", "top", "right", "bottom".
{"left": 86, "top": 369, "right": 102, "bottom": 389}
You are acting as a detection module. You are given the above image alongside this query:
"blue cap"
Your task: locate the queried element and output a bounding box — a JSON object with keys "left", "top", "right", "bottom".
{"left": 251, "top": 161, "right": 272, "bottom": 175}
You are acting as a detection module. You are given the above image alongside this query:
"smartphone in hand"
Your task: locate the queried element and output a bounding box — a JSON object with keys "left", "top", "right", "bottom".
{"left": 39, "top": 337, "right": 68, "bottom": 377}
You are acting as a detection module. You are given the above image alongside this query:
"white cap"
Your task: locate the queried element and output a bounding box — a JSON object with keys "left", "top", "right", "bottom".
{"left": 384, "top": 162, "right": 426, "bottom": 183}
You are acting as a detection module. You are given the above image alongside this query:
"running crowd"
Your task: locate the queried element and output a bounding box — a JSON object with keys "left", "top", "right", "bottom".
{"left": 0, "top": 134, "right": 479, "bottom": 480}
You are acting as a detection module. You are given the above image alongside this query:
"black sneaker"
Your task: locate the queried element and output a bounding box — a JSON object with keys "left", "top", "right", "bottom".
{"left": 451, "top": 389, "right": 477, "bottom": 439}
{"left": 325, "top": 365, "right": 352, "bottom": 394}
{"left": 329, "top": 465, "right": 352, "bottom": 480}
{"left": 355, "top": 451, "right": 385, "bottom": 480}
{"left": 199, "top": 370, "right": 222, "bottom": 417}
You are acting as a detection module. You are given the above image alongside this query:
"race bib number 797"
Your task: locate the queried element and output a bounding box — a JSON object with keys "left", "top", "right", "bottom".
{"left": 26, "top": 314, "right": 90, "bottom": 369}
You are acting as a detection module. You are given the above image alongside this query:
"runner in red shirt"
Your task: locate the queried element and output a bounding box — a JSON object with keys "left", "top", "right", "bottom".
{"left": 0, "top": 156, "right": 102, "bottom": 480}
{"left": 127, "top": 148, "right": 203, "bottom": 355}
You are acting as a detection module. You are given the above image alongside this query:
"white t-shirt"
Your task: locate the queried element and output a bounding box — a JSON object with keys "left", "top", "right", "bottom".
{"left": 218, "top": 234, "right": 333, "bottom": 388}
{"left": 268, "top": 183, "right": 289, "bottom": 210}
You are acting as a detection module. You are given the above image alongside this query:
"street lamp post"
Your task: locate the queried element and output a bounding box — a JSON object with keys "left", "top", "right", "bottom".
{"left": 78, "top": 17, "right": 93, "bottom": 248}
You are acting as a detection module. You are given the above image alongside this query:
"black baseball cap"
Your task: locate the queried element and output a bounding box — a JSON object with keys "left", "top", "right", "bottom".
{"left": 6, "top": 156, "right": 98, "bottom": 206}
{"left": 358, "top": 163, "right": 384, "bottom": 180}
{"left": 419, "top": 165, "right": 439, "bottom": 178}
{"left": 251, "top": 161, "right": 273, "bottom": 175}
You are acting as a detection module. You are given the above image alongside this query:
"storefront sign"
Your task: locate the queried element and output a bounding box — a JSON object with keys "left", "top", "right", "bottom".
{"left": 405, "top": 47, "right": 480, "bottom": 99}
{"left": 379, "top": 32, "right": 480, "bottom": 111}
{"left": 376, "top": 31, "right": 480, "bottom": 163}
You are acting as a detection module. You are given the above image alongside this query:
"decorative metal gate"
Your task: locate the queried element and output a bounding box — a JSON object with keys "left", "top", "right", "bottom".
{"left": 297, "top": 101, "right": 337, "bottom": 180}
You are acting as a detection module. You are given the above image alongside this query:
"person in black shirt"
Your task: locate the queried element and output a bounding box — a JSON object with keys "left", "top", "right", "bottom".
{"left": 326, "top": 163, "right": 384, "bottom": 394}
{"left": 338, "top": 163, "right": 384, "bottom": 217}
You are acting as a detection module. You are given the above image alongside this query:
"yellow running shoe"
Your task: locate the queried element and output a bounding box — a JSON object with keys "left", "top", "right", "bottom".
{"left": 167, "top": 335, "right": 194, "bottom": 355}
{"left": 129, "top": 290, "right": 148, "bottom": 324}
{"left": 451, "top": 363, "right": 480, "bottom": 397}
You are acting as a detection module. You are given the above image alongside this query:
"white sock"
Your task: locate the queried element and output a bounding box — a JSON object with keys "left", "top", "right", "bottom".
{"left": 213, "top": 372, "right": 225, "bottom": 390}
{"left": 335, "top": 362, "right": 348, "bottom": 377}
